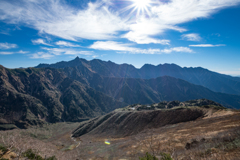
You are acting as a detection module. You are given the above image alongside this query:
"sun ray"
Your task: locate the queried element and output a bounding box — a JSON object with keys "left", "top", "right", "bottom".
{"left": 120, "top": 0, "right": 155, "bottom": 18}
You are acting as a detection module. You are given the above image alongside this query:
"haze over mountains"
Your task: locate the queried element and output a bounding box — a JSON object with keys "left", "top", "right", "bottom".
{"left": 1, "top": 57, "right": 240, "bottom": 129}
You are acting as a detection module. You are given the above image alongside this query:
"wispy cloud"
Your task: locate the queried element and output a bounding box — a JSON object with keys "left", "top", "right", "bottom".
{"left": 189, "top": 44, "right": 226, "bottom": 47}
{"left": 18, "top": 50, "right": 29, "bottom": 54}
{"left": 30, "top": 52, "right": 54, "bottom": 59}
{"left": 0, "top": 0, "right": 239, "bottom": 44}
{"left": 32, "top": 39, "right": 52, "bottom": 46}
{"left": 56, "top": 41, "right": 81, "bottom": 47}
{"left": 30, "top": 47, "right": 94, "bottom": 59}
{"left": 0, "top": 50, "right": 28, "bottom": 55}
{"left": 89, "top": 41, "right": 193, "bottom": 54}
{"left": 0, "top": 0, "right": 126, "bottom": 41}
{"left": 161, "top": 47, "right": 194, "bottom": 54}
{"left": 42, "top": 47, "right": 93, "bottom": 55}
{"left": 0, "top": 42, "right": 18, "bottom": 49}
{"left": 181, "top": 33, "right": 201, "bottom": 41}
{"left": 122, "top": 31, "right": 170, "bottom": 45}
{"left": 0, "top": 51, "right": 13, "bottom": 55}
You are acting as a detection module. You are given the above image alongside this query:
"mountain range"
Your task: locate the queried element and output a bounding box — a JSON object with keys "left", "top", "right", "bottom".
{"left": 0, "top": 57, "right": 240, "bottom": 129}
{"left": 37, "top": 57, "right": 240, "bottom": 96}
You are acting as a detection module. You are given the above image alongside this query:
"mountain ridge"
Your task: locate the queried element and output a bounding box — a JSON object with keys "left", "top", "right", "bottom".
{"left": 0, "top": 66, "right": 125, "bottom": 129}
{"left": 36, "top": 57, "right": 240, "bottom": 96}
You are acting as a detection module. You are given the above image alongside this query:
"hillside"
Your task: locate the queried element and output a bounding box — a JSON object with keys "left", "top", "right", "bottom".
{"left": 1, "top": 62, "right": 240, "bottom": 130}
{"left": 69, "top": 100, "right": 240, "bottom": 159}
{"left": 60, "top": 65, "right": 240, "bottom": 108}
{"left": 0, "top": 100, "right": 239, "bottom": 160}
{"left": 72, "top": 99, "right": 225, "bottom": 138}
{"left": 0, "top": 66, "right": 124, "bottom": 129}
{"left": 36, "top": 57, "right": 240, "bottom": 95}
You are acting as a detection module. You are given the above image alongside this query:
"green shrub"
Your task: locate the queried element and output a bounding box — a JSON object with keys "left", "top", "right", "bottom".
{"left": 22, "top": 149, "right": 57, "bottom": 160}
{"left": 160, "top": 152, "right": 173, "bottom": 160}
{"left": 139, "top": 152, "right": 158, "bottom": 160}
{"left": 0, "top": 145, "right": 8, "bottom": 153}
{"left": 23, "top": 149, "right": 43, "bottom": 160}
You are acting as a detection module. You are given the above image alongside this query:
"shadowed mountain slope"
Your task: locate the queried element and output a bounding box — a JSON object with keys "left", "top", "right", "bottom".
{"left": 36, "top": 57, "right": 240, "bottom": 95}
{"left": 56, "top": 66, "right": 240, "bottom": 109}
{"left": 0, "top": 66, "right": 124, "bottom": 129}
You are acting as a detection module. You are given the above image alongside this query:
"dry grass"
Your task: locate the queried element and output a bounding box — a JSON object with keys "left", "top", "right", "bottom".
{"left": 0, "top": 110, "right": 240, "bottom": 160}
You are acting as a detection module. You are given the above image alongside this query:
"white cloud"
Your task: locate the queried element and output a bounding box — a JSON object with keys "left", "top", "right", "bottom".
{"left": 18, "top": 50, "right": 29, "bottom": 54}
{"left": 32, "top": 39, "right": 52, "bottom": 46}
{"left": 189, "top": 44, "right": 226, "bottom": 47}
{"left": 41, "top": 47, "right": 93, "bottom": 56}
{"left": 0, "top": 50, "right": 28, "bottom": 55}
{"left": 0, "top": 0, "right": 127, "bottom": 41}
{"left": 90, "top": 41, "right": 134, "bottom": 51}
{"left": 56, "top": 41, "right": 81, "bottom": 47}
{"left": 92, "top": 55, "right": 99, "bottom": 58}
{"left": 122, "top": 0, "right": 240, "bottom": 44}
{"left": 30, "top": 47, "right": 94, "bottom": 59}
{"left": 122, "top": 31, "right": 170, "bottom": 45}
{"left": 161, "top": 47, "right": 194, "bottom": 53}
{"left": 182, "top": 33, "right": 201, "bottom": 41}
{"left": 0, "top": 0, "right": 239, "bottom": 44}
{"left": 0, "top": 42, "right": 18, "bottom": 49}
{"left": 30, "top": 52, "right": 54, "bottom": 59}
{"left": 0, "top": 51, "right": 14, "bottom": 55}
{"left": 89, "top": 41, "right": 193, "bottom": 54}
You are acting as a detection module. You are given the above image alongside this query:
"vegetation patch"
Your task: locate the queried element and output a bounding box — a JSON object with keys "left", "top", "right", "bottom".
{"left": 23, "top": 149, "right": 57, "bottom": 160}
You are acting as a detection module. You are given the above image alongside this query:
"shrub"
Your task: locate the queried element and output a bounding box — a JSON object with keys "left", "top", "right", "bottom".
{"left": 22, "top": 149, "right": 57, "bottom": 160}
{"left": 139, "top": 152, "right": 158, "bottom": 160}
{"left": 0, "top": 145, "right": 8, "bottom": 153}
{"left": 160, "top": 152, "right": 173, "bottom": 160}
{"left": 23, "top": 149, "right": 43, "bottom": 160}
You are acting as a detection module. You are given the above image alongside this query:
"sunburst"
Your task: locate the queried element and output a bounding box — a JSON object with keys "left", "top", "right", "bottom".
{"left": 121, "top": 0, "right": 154, "bottom": 18}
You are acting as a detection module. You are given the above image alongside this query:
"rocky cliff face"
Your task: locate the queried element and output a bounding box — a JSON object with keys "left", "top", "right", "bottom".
{"left": 0, "top": 66, "right": 124, "bottom": 129}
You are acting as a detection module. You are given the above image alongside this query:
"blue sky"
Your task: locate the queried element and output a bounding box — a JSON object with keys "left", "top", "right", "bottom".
{"left": 0, "top": 0, "right": 240, "bottom": 76}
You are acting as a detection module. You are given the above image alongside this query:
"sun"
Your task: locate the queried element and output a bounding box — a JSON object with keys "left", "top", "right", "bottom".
{"left": 131, "top": 0, "right": 152, "bottom": 15}
{"left": 121, "top": 0, "right": 154, "bottom": 17}
{"left": 132, "top": 0, "right": 151, "bottom": 9}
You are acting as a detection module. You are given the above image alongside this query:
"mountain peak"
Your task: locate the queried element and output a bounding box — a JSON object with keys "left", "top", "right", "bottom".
{"left": 141, "top": 63, "right": 155, "bottom": 69}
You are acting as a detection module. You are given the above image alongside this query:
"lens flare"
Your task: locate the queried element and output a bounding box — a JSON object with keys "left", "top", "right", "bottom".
{"left": 105, "top": 140, "right": 111, "bottom": 145}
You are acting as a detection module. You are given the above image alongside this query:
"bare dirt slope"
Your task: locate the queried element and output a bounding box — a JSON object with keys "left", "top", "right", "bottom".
{"left": 73, "top": 109, "right": 240, "bottom": 160}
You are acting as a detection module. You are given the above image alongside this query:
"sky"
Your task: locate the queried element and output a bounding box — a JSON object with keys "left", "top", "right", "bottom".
{"left": 0, "top": 0, "right": 240, "bottom": 76}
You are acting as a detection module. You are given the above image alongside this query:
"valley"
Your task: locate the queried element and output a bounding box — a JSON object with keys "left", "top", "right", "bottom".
{"left": 0, "top": 100, "right": 239, "bottom": 160}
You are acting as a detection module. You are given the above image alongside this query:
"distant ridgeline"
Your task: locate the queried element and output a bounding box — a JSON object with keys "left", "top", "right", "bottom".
{"left": 36, "top": 57, "right": 240, "bottom": 96}
{"left": 118, "top": 99, "right": 226, "bottom": 112}
{"left": 0, "top": 57, "right": 240, "bottom": 130}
